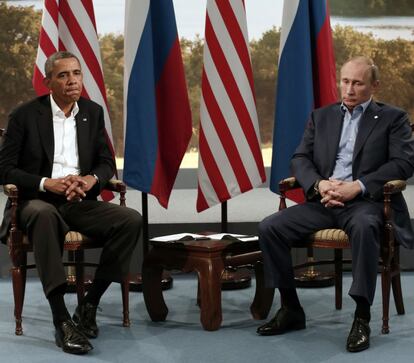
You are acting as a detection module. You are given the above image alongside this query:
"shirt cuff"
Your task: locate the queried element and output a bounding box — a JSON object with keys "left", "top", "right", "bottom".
{"left": 39, "top": 177, "right": 47, "bottom": 192}
{"left": 356, "top": 179, "right": 366, "bottom": 195}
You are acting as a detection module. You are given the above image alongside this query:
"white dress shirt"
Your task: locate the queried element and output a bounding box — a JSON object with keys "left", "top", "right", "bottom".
{"left": 39, "top": 96, "right": 80, "bottom": 191}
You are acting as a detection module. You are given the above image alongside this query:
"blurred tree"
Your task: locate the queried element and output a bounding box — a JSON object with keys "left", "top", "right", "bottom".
{"left": 180, "top": 35, "right": 203, "bottom": 151}
{"left": 1, "top": 2, "right": 414, "bottom": 158}
{"left": 250, "top": 27, "right": 280, "bottom": 146}
{"left": 330, "top": 0, "right": 414, "bottom": 16}
{"left": 0, "top": 3, "right": 40, "bottom": 127}
{"left": 99, "top": 33, "right": 124, "bottom": 156}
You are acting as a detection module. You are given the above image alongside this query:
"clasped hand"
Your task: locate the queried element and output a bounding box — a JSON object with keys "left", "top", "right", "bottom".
{"left": 318, "top": 179, "right": 361, "bottom": 208}
{"left": 44, "top": 174, "right": 97, "bottom": 201}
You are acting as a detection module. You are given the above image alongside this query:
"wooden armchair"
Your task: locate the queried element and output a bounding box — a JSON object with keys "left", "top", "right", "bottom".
{"left": 279, "top": 176, "right": 406, "bottom": 334}
{"left": 3, "top": 179, "right": 130, "bottom": 336}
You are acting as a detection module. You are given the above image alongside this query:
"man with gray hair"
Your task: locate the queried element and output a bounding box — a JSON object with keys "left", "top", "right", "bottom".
{"left": 0, "top": 51, "right": 142, "bottom": 355}
{"left": 257, "top": 56, "right": 414, "bottom": 352}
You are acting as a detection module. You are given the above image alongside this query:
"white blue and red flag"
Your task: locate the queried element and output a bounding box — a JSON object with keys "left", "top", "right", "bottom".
{"left": 270, "top": 0, "right": 337, "bottom": 200}
{"left": 123, "top": 0, "right": 192, "bottom": 208}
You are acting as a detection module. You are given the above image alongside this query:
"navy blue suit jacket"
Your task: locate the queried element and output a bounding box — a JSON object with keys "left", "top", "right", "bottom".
{"left": 291, "top": 101, "right": 414, "bottom": 249}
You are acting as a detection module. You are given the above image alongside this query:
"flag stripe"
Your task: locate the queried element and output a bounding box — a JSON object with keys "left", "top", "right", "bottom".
{"left": 202, "top": 67, "right": 253, "bottom": 191}
{"left": 59, "top": 2, "right": 107, "bottom": 104}
{"left": 197, "top": 0, "right": 265, "bottom": 212}
{"left": 199, "top": 96, "right": 241, "bottom": 196}
{"left": 199, "top": 128, "right": 231, "bottom": 202}
{"left": 205, "top": 14, "right": 264, "bottom": 182}
{"left": 216, "top": 0, "right": 254, "bottom": 93}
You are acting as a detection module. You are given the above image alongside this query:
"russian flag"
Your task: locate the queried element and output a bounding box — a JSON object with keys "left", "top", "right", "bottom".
{"left": 270, "top": 0, "right": 337, "bottom": 200}
{"left": 123, "top": 0, "right": 192, "bottom": 208}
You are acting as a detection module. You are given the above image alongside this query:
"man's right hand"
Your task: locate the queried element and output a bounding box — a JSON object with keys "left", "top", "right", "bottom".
{"left": 44, "top": 177, "right": 71, "bottom": 195}
{"left": 43, "top": 176, "right": 87, "bottom": 201}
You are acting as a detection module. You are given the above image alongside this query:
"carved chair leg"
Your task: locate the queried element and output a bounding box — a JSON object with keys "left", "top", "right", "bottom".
{"left": 12, "top": 266, "right": 25, "bottom": 336}
{"left": 391, "top": 246, "right": 405, "bottom": 315}
{"left": 334, "top": 249, "right": 343, "bottom": 310}
{"left": 391, "top": 272, "right": 405, "bottom": 315}
{"left": 121, "top": 277, "right": 130, "bottom": 327}
{"left": 381, "top": 266, "right": 391, "bottom": 334}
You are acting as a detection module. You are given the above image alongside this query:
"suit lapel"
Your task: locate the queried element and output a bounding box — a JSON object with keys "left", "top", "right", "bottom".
{"left": 75, "top": 105, "right": 90, "bottom": 174}
{"left": 326, "top": 105, "right": 344, "bottom": 175}
{"left": 353, "top": 101, "right": 381, "bottom": 161}
{"left": 36, "top": 96, "right": 54, "bottom": 167}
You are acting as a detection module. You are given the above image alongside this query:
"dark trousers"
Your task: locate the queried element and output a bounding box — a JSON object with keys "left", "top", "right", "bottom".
{"left": 19, "top": 198, "right": 142, "bottom": 296}
{"left": 258, "top": 198, "right": 382, "bottom": 304}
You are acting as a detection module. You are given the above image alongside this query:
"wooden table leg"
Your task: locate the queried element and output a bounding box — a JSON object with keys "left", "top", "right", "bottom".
{"left": 194, "top": 257, "right": 223, "bottom": 331}
{"left": 142, "top": 255, "right": 168, "bottom": 322}
{"left": 250, "top": 261, "right": 275, "bottom": 320}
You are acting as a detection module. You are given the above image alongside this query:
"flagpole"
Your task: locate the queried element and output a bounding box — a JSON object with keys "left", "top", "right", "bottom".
{"left": 221, "top": 201, "right": 228, "bottom": 232}
{"left": 142, "top": 192, "right": 149, "bottom": 255}
{"left": 129, "top": 192, "right": 172, "bottom": 291}
{"left": 220, "top": 201, "right": 251, "bottom": 290}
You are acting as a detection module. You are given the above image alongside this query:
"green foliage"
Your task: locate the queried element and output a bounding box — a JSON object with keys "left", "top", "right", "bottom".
{"left": 250, "top": 27, "right": 280, "bottom": 146}
{"left": 0, "top": 3, "right": 41, "bottom": 127}
{"left": 180, "top": 36, "right": 203, "bottom": 150}
{"left": 330, "top": 0, "right": 414, "bottom": 16}
{"left": 1, "top": 2, "right": 414, "bottom": 156}
{"left": 99, "top": 33, "right": 124, "bottom": 155}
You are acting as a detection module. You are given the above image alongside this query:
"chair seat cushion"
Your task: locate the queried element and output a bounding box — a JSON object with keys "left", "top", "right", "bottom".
{"left": 310, "top": 229, "right": 350, "bottom": 248}
{"left": 64, "top": 231, "right": 101, "bottom": 251}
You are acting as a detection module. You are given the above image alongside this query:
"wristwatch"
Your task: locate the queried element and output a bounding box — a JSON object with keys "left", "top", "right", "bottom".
{"left": 93, "top": 174, "right": 100, "bottom": 184}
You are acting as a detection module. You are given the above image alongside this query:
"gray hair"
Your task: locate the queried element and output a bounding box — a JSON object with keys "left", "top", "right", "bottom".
{"left": 44, "top": 51, "right": 81, "bottom": 78}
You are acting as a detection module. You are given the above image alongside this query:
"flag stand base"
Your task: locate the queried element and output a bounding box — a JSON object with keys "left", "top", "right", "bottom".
{"left": 294, "top": 267, "right": 335, "bottom": 288}
{"left": 221, "top": 267, "right": 251, "bottom": 290}
{"left": 129, "top": 272, "right": 173, "bottom": 292}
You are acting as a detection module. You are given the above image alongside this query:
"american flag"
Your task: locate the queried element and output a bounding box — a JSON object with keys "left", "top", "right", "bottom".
{"left": 197, "top": 0, "right": 266, "bottom": 212}
{"left": 33, "top": 0, "right": 115, "bottom": 200}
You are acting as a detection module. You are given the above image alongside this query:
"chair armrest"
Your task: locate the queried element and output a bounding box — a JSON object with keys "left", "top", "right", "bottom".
{"left": 384, "top": 180, "right": 406, "bottom": 194}
{"left": 3, "top": 184, "right": 18, "bottom": 197}
{"left": 104, "top": 179, "right": 126, "bottom": 193}
{"left": 278, "top": 177, "right": 299, "bottom": 193}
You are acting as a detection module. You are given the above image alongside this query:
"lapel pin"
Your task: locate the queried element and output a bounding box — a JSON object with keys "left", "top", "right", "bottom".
{"left": 374, "top": 115, "right": 378, "bottom": 119}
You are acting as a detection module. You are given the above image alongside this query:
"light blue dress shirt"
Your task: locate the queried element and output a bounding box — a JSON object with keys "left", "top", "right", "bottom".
{"left": 330, "top": 98, "right": 372, "bottom": 193}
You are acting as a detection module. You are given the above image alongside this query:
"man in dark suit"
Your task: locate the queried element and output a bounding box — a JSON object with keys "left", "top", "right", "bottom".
{"left": 0, "top": 51, "right": 142, "bottom": 354}
{"left": 257, "top": 56, "right": 414, "bottom": 352}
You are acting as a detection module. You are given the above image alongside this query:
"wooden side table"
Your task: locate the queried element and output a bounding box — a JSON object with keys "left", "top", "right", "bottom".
{"left": 142, "top": 238, "right": 275, "bottom": 331}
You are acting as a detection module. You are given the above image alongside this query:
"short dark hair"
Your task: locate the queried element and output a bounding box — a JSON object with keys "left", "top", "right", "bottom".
{"left": 342, "top": 56, "right": 379, "bottom": 83}
{"left": 44, "top": 51, "right": 81, "bottom": 78}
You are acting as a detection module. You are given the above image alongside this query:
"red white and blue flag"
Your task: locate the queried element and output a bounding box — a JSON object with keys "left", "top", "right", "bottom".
{"left": 197, "top": 0, "right": 266, "bottom": 212}
{"left": 123, "top": 0, "right": 192, "bottom": 208}
{"left": 33, "top": 0, "right": 115, "bottom": 201}
{"left": 270, "top": 0, "right": 337, "bottom": 200}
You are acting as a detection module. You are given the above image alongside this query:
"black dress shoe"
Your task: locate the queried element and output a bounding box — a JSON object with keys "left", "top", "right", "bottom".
{"left": 73, "top": 302, "right": 99, "bottom": 339}
{"left": 257, "top": 306, "right": 306, "bottom": 336}
{"left": 346, "top": 317, "right": 370, "bottom": 352}
{"left": 55, "top": 319, "right": 93, "bottom": 355}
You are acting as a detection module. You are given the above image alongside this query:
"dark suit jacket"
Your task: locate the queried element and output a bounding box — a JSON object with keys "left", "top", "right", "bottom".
{"left": 0, "top": 95, "right": 116, "bottom": 243}
{"left": 291, "top": 100, "right": 414, "bottom": 249}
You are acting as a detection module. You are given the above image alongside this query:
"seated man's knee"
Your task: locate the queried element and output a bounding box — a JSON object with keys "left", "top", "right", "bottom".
{"left": 25, "top": 201, "right": 59, "bottom": 222}
{"left": 259, "top": 213, "right": 282, "bottom": 238}
{"left": 120, "top": 207, "right": 142, "bottom": 229}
